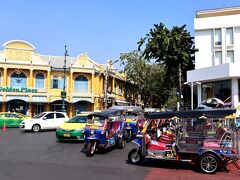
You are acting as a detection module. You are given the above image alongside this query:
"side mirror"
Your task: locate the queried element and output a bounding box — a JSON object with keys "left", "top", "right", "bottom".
{"left": 43, "top": 117, "right": 47, "bottom": 120}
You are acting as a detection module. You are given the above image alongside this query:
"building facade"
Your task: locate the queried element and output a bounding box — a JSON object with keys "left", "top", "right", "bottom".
{"left": 0, "top": 40, "right": 133, "bottom": 118}
{"left": 187, "top": 6, "right": 240, "bottom": 111}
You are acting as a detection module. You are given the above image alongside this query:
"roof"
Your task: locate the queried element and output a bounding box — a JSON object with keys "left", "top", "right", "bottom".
{"left": 40, "top": 55, "right": 77, "bottom": 68}
{"left": 145, "top": 109, "right": 236, "bottom": 119}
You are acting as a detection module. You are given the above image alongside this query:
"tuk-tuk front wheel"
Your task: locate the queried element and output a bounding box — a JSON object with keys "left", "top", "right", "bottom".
{"left": 128, "top": 148, "right": 143, "bottom": 164}
{"left": 86, "top": 143, "right": 95, "bottom": 157}
{"left": 117, "top": 138, "right": 126, "bottom": 149}
{"left": 200, "top": 154, "right": 219, "bottom": 174}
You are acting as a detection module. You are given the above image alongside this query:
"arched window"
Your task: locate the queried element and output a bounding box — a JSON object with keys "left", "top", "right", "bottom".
{"left": 35, "top": 73, "right": 45, "bottom": 88}
{"left": 74, "top": 75, "right": 88, "bottom": 93}
{"left": 10, "top": 72, "right": 27, "bottom": 87}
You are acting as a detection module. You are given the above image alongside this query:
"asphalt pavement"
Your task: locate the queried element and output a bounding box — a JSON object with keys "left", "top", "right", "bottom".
{"left": 0, "top": 128, "right": 239, "bottom": 180}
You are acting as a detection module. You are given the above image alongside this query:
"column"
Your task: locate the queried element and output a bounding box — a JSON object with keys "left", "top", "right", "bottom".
{"left": 231, "top": 78, "right": 239, "bottom": 108}
{"left": 29, "top": 69, "right": 33, "bottom": 87}
{"left": 3, "top": 67, "right": 7, "bottom": 86}
{"left": 197, "top": 84, "right": 202, "bottom": 107}
{"left": 47, "top": 70, "right": 51, "bottom": 91}
{"left": 70, "top": 72, "right": 73, "bottom": 93}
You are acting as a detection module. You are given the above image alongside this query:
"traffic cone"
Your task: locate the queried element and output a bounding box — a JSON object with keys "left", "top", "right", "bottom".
{"left": 2, "top": 121, "right": 7, "bottom": 132}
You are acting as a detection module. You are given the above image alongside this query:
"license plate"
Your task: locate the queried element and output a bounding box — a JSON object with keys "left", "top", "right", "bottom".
{"left": 63, "top": 133, "right": 70, "bottom": 137}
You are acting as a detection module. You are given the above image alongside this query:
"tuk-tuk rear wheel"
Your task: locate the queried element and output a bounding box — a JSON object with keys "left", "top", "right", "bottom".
{"left": 86, "top": 143, "right": 95, "bottom": 157}
{"left": 128, "top": 148, "right": 143, "bottom": 164}
{"left": 200, "top": 154, "right": 219, "bottom": 174}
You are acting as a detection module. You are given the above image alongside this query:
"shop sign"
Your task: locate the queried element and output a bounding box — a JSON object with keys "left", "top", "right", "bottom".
{"left": 0, "top": 86, "right": 38, "bottom": 93}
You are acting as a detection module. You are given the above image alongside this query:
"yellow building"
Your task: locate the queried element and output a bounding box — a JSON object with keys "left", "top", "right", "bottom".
{"left": 0, "top": 40, "right": 131, "bottom": 118}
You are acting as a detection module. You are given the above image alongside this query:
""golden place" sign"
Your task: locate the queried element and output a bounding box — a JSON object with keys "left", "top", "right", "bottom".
{"left": 0, "top": 87, "right": 38, "bottom": 93}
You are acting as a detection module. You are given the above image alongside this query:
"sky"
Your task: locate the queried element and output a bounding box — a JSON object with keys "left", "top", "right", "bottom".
{"left": 0, "top": 0, "right": 240, "bottom": 69}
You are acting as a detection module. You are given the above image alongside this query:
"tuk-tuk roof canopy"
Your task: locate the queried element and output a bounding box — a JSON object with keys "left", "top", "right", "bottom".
{"left": 109, "top": 106, "right": 143, "bottom": 113}
{"left": 145, "top": 108, "right": 236, "bottom": 119}
{"left": 88, "top": 109, "right": 122, "bottom": 118}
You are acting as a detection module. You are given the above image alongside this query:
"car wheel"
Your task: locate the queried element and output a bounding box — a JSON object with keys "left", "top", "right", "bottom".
{"left": 86, "top": 143, "right": 95, "bottom": 157}
{"left": 128, "top": 148, "right": 143, "bottom": 164}
{"left": 200, "top": 154, "right": 219, "bottom": 174}
{"left": 32, "top": 124, "right": 41, "bottom": 132}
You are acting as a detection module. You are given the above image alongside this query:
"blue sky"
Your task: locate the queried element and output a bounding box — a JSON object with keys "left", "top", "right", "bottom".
{"left": 0, "top": 0, "right": 240, "bottom": 68}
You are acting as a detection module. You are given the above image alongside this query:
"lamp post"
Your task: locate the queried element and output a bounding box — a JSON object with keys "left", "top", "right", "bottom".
{"left": 61, "top": 45, "right": 68, "bottom": 112}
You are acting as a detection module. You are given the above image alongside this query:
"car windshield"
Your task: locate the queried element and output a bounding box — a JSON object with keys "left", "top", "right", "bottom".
{"left": 87, "top": 115, "right": 105, "bottom": 126}
{"left": 33, "top": 112, "right": 47, "bottom": 119}
{"left": 68, "top": 115, "right": 87, "bottom": 123}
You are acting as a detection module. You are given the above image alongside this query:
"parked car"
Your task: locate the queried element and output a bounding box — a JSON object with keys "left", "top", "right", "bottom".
{"left": 0, "top": 112, "right": 29, "bottom": 128}
{"left": 56, "top": 112, "right": 91, "bottom": 142}
{"left": 20, "top": 111, "right": 69, "bottom": 132}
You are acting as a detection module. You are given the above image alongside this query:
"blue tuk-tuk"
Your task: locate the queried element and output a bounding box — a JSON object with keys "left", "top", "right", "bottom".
{"left": 83, "top": 109, "right": 126, "bottom": 156}
{"left": 109, "top": 106, "right": 144, "bottom": 142}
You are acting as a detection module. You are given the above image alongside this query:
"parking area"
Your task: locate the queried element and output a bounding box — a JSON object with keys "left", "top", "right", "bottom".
{"left": 0, "top": 129, "right": 239, "bottom": 180}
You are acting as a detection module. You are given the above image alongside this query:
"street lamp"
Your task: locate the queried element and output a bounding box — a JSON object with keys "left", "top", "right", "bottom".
{"left": 184, "top": 81, "right": 201, "bottom": 110}
{"left": 61, "top": 45, "right": 68, "bottom": 112}
{"left": 103, "top": 59, "right": 119, "bottom": 109}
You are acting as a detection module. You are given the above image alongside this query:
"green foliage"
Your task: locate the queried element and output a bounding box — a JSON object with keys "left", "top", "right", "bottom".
{"left": 138, "top": 22, "right": 195, "bottom": 89}
{"left": 120, "top": 22, "right": 195, "bottom": 109}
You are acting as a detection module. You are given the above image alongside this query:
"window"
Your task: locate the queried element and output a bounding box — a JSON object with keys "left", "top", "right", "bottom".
{"left": 214, "top": 51, "right": 222, "bottom": 65}
{"left": 51, "top": 77, "right": 67, "bottom": 89}
{"left": 119, "top": 84, "right": 123, "bottom": 95}
{"left": 56, "top": 113, "right": 65, "bottom": 118}
{"left": 214, "top": 28, "right": 222, "bottom": 45}
{"left": 10, "top": 72, "right": 27, "bottom": 87}
{"left": 226, "top": 27, "right": 234, "bottom": 45}
{"left": 51, "top": 77, "right": 59, "bottom": 89}
{"left": 45, "top": 113, "right": 54, "bottom": 119}
{"left": 227, "top": 50, "right": 234, "bottom": 63}
{"left": 35, "top": 73, "right": 45, "bottom": 88}
{"left": 74, "top": 75, "right": 88, "bottom": 93}
{"left": 202, "top": 80, "right": 231, "bottom": 103}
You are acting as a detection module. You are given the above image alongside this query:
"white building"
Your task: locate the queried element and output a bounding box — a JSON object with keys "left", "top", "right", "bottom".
{"left": 187, "top": 6, "right": 240, "bottom": 110}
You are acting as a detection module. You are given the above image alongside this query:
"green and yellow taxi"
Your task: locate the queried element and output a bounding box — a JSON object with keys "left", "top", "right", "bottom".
{"left": 56, "top": 112, "right": 91, "bottom": 142}
{"left": 0, "top": 112, "right": 29, "bottom": 128}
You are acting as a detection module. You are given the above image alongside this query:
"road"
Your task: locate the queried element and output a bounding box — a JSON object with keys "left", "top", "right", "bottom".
{"left": 0, "top": 129, "right": 239, "bottom": 180}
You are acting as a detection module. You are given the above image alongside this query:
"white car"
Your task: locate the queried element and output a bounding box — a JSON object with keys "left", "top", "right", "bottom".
{"left": 20, "top": 111, "right": 69, "bottom": 132}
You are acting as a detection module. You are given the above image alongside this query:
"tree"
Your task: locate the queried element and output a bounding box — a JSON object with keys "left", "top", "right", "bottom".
{"left": 138, "top": 23, "right": 195, "bottom": 91}
{"left": 120, "top": 50, "right": 151, "bottom": 106}
{"left": 120, "top": 50, "right": 167, "bottom": 108}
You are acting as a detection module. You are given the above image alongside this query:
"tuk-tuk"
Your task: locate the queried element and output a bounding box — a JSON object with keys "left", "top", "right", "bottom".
{"left": 84, "top": 109, "right": 126, "bottom": 156}
{"left": 128, "top": 109, "right": 240, "bottom": 174}
{"left": 109, "top": 106, "right": 145, "bottom": 142}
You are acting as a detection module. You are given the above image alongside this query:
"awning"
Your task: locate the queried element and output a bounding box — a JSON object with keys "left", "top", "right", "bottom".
{"left": 115, "top": 100, "right": 130, "bottom": 106}
{"left": 6, "top": 95, "right": 29, "bottom": 102}
{"left": 72, "top": 97, "right": 94, "bottom": 103}
{"left": 32, "top": 96, "right": 48, "bottom": 103}
{"left": 50, "top": 98, "right": 70, "bottom": 103}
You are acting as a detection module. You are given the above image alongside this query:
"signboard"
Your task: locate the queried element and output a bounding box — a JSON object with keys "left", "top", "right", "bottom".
{"left": 0, "top": 87, "right": 38, "bottom": 93}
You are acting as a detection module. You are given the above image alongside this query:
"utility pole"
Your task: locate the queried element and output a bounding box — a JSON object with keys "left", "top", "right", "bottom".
{"left": 61, "top": 45, "right": 68, "bottom": 112}
{"left": 177, "top": 63, "right": 182, "bottom": 111}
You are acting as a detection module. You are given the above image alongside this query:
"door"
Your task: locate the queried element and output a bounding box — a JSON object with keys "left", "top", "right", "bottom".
{"left": 41, "top": 113, "right": 55, "bottom": 129}
{"left": 54, "top": 113, "right": 67, "bottom": 128}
